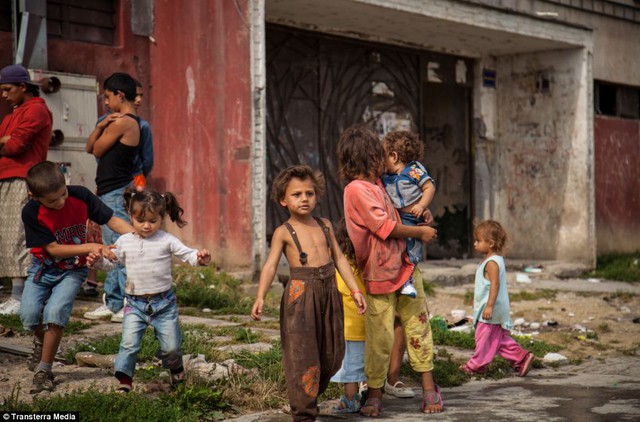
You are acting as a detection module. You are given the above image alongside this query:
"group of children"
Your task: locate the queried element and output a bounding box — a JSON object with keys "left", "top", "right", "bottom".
{"left": 14, "top": 101, "right": 532, "bottom": 414}
{"left": 252, "top": 126, "right": 534, "bottom": 420}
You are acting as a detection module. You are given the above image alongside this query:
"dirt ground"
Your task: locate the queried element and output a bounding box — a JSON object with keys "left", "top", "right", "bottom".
{"left": 1, "top": 277, "right": 639, "bottom": 406}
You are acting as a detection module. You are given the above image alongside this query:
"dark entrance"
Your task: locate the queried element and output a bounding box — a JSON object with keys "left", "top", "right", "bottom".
{"left": 266, "top": 25, "right": 472, "bottom": 258}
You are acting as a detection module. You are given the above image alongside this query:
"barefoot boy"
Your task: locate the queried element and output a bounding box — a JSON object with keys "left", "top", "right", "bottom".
{"left": 20, "top": 161, "right": 133, "bottom": 393}
{"left": 251, "top": 165, "right": 366, "bottom": 422}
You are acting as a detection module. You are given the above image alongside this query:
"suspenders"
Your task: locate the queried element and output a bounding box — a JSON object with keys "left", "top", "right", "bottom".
{"left": 283, "top": 217, "right": 332, "bottom": 266}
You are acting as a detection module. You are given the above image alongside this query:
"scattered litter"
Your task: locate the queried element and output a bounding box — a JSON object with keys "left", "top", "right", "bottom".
{"left": 447, "top": 318, "right": 471, "bottom": 329}
{"left": 451, "top": 309, "right": 466, "bottom": 319}
{"left": 543, "top": 320, "right": 559, "bottom": 327}
{"left": 587, "top": 278, "right": 600, "bottom": 283}
{"left": 208, "top": 285, "right": 216, "bottom": 289}
{"left": 524, "top": 266, "right": 543, "bottom": 273}
{"left": 513, "top": 318, "right": 526, "bottom": 327}
{"left": 574, "top": 324, "right": 587, "bottom": 332}
{"left": 620, "top": 306, "right": 631, "bottom": 314}
{"left": 530, "top": 331, "right": 539, "bottom": 336}
{"left": 516, "top": 273, "right": 532, "bottom": 283}
{"left": 633, "top": 317, "right": 640, "bottom": 324}
{"left": 198, "top": 272, "right": 205, "bottom": 280}
{"left": 0, "top": 324, "right": 14, "bottom": 337}
{"left": 588, "top": 316, "right": 595, "bottom": 321}
{"left": 529, "top": 322, "right": 540, "bottom": 330}
{"left": 543, "top": 352, "right": 569, "bottom": 365}
{"left": 202, "top": 308, "right": 212, "bottom": 313}
{"left": 449, "top": 325, "right": 472, "bottom": 333}
{"left": 577, "top": 335, "right": 587, "bottom": 341}
{"left": 568, "top": 312, "right": 575, "bottom": 317}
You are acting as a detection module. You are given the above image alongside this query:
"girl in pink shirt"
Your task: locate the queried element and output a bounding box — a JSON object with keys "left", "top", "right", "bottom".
{"left": 337, "top": 126, "right": 443, "bottom": 416}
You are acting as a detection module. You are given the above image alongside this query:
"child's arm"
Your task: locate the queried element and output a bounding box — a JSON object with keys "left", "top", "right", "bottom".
{"left": 481, "top": 260, "right": 500, "bottom": 320}
{"left": 86, "top": 114, "right": 120, "bottom": 154}
{"left": 389, "top": 222, "right": 437, "bottom": 243}
{"left": 91, "top": 117, "right": 138, "bottom": 158}
{"left": 251, "top": 227, "right": 286, "bottom": 321}
{"left": 196, "top": 249, "right": 211, "bottom": 266}
{"left": 86, "top": 251, "right": 118, "bottom": 271}
{"left": 326, "top": 220, "right": 367, "bottom": 314}
{"left": 105, "top": 216, "right": 135, "bottom": 236}
{"left": 43, "top": 241, "right": 107, "bottom": 260}
{"left": 409, "top": 180, "right": 436, "bottom": 218}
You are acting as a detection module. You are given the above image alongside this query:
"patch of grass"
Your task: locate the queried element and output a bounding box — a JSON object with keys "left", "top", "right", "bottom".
{"left": 431, "top": 321, "right": 475, "bottom": 349}
{"left": 512, "top": 334, "right": 562, "bottom": 356}
{"left": 597, "top": 323, "right": 611, "bottom": 333}
{"left": 509, "top": 289, "right": 557, "bottom": 302}
{"left": 463, "top": 289, "right": 473, "bottom": 306}
{"left": 1, "top": 385, "right": 229, "bottom": 421}
{"left": 537, "top": 307, "right": 554, "bottom": 311}
{"left": 609, "top": 290, "right": 636, "bottom": 302}
{"left": 575, "top": 291, "right": 602, "bottom": 298}
{"left": 0, "top": 315, "right": 94, "bottom": 335}
{"left": 422, "top": 280, "right": 436, "bottom": 297}
{"left": 173, "top": 266, "right": 257, "bottom": 315}
{"left": 583, "top": 252, "right": 640, "bottom": 282}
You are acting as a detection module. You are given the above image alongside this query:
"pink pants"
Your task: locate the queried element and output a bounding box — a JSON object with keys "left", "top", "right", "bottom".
{"left": 465, "top": 322, "right": 529, "bottom": 373}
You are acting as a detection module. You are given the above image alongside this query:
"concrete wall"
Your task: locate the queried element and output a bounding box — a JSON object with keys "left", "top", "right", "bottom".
{"left": 488, "top": 48, "right": 594, "bottom": 263}
{"left": 594, "top": 116, "right": 640, "bottom": 254}
{"left": 150, "top": 0, "right": 253, "bottom": 271}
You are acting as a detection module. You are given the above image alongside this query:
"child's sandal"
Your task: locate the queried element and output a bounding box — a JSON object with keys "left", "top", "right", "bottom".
{"left": 335, "top": 393, "right": 362, "bottom": 413}
{"left": 421, "top": 384, "right": 444, "bottom": 413}
{"left": 359, "top": 397, "right": 383, "bottom": 417}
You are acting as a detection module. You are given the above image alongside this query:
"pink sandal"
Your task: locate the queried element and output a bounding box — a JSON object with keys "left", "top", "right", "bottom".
{"left": 421, "top": 384, "right": 444, "bottom": 413}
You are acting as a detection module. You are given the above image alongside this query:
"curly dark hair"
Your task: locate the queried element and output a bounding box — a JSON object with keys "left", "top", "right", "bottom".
{"left": 382, "top": 130, "right": 424, "bottom": 163}
{"left": 270, "top": 165, "right": 326, "bottom": 203}
{"left": 337, "top": 126, "right": 385, "bottom": 182}
{"left": 475, "top": 220, "right": 508, "bottom": 254}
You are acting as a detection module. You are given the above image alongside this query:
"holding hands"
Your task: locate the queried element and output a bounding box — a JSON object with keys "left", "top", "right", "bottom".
{"left": 197, "top": 249, "right": 211, "bottom": 266}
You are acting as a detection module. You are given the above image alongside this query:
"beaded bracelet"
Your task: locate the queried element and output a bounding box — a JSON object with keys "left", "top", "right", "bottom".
{"left": 350, "top": 290, "right": 362, "bottom": 296}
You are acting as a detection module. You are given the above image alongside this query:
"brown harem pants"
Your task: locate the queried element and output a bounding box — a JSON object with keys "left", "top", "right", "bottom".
{"left": 280, "top": 262, "right": 345, "bottom": 421}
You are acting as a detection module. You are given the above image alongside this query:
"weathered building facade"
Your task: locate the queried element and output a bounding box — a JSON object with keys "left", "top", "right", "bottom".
{"left": 1, "top": 1, "right": 638, "bottom": 273}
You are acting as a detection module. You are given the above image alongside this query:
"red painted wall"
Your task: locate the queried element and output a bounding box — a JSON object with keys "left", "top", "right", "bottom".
{"left": 0, "top": 1, "right": 151, "bottom": 118}
{"left": 150, "top": 0, "right": 252, "bottom": 270}
{"left": 594, "top": 116, "right": 640, "bottom": 254}
{"left": 1, "top": 0, "right": 254, "bottom": 271}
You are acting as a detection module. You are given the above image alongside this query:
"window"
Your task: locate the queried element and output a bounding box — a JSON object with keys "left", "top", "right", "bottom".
{"left": 595, "top": 81, "right": 640, "bottom": 119}
{"left": 47, "top": 0, "right": 116, "bottom": 45}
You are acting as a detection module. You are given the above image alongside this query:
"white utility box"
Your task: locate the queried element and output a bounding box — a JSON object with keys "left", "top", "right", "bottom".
{"left": 28, "top": 69, "right": 98, "bottom": 191}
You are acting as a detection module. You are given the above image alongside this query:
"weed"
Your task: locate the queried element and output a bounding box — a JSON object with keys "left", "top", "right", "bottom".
{"left": 538, "top": 307, "right": 554, "bottom": 311}
{"left": 1, "top": 386, "right": 229, "bottom": 421}
{"left": 512, "top": 334, "right": 562, "bottom": 356}
{"left": 422, "top": 280, "right": 436, "bottom": 297}
{"left": 597, "top": 323, "right": 611, "bottom": 333}
{"left": 510, "top": 289, "right": 557, "bottom": 302}
{"left": 610, "top": 291, "right": 636, "bottom": 302}
{"left": 463, "top": 289, "right": 473, "bottom": 306}
{"left": 0, "top": 315, "right": 93, "bottom": 335}
{"left": 431, "top": 321, "right": 475, "bottom": 349}
{"left": 173, "top": 266, "right": 255, "bottom": 315}
{"left": 583, "top": 252, "right": 640, "bottom": 282}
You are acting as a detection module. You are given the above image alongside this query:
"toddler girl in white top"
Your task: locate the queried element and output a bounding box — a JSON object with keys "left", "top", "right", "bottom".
{"left": 460, "top": 220, "right": 534, "bottom": 377}
{"left": 88, "top": 189, "right": 210, "bottom": 392}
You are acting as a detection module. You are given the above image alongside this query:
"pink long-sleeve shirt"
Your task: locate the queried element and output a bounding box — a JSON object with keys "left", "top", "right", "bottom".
{"left": 343, "top": 179, "right": 414, "bottom": 295}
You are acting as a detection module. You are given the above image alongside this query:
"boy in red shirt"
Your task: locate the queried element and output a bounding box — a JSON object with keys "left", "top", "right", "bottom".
{"left": 20, "top": 161, "right": 133, "bottom": 393}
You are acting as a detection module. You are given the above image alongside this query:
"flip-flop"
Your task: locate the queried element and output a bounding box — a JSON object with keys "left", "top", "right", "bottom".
{"left": 359, "top": 397, "right": 383, "bottom": 417}
{"left": 421, "top": 384, "right": 444, "bottom": 413}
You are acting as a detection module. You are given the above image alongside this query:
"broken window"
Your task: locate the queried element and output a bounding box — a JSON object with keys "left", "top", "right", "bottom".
{"left": 595, "top": 81, "right": 640, "bottom": 119}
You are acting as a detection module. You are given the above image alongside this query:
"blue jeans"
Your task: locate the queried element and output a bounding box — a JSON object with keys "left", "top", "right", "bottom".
{"left": 21, "top": 258, "right": 87, "bottom": 331}
{"left": 99, "top": 185, "right": 130, "bottom": 312}
{"left": 399, "top": 212, "right": 423, "bottom": 264}
{"left": 115, "top": 289, "right": 183, "bottom": 378}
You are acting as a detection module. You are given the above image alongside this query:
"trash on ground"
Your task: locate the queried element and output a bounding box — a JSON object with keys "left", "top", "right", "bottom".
{"left": 587, "top": 278, "right": 601, "bottom": 283}
{"left": 524, "top": 265, "right": 543, "bottom": 273}
{"left": 513, "top": 317, "right": 526, "bottom": 327}
{"left": 543, "top": 352, "right": 569, "bottom": 365}
{"left": 516, "top": 273, "right": 532, "bottom": 283}
{"left": 75, "top": 352, "right": 117, "bottom": 369}
{"left": 633, "top": 317, "right": 640, "bottom": 324}
{"left": 449, "top": 324, "right": 472, "bottom": 333}
{"left": 529, "top": 322, "right": 540, "bottom": 330}
{"left": 620, "top": 306, "right": 631, "bottom": 314}
{"left": 202, "top": 308, "right": 212, "bottom": 313}
{"left": 574, "top": 324, "right": 587, "bottom": 332}
{"left": 568, "top": 312, "right": 575, "bottom": 317}
{"left": 450, "top": 309, "right": 466, "bottom": 319}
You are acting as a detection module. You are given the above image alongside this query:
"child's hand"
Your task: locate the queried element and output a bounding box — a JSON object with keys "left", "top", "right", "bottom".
{"left": 422, "top": 208, "right": 434, "bottom": 225}
{"left": 409, "top": 203, "right": 425, "bottom": 218}
{"left": 86, "top": 251, "right": 101, "bottom": 267}
{"left": 251, "top": 299, "right": 264, "bottom": 321}
{"left": 98, "top": 113, "right": 123, "bottom": 129}
{"left": 352, "top": 292, "right": 367, "bottom": 314}
{"left": 197, "top": 249, "right": 211, "bottom": 266}
{"left": 482, "top": 305, "right": 493, "bottom": 320}
{"left": 416, "top": 225, "right": 437, "bottom": 243}
{"left": 101, "top": 245, "right": 117, "bottom": 261}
